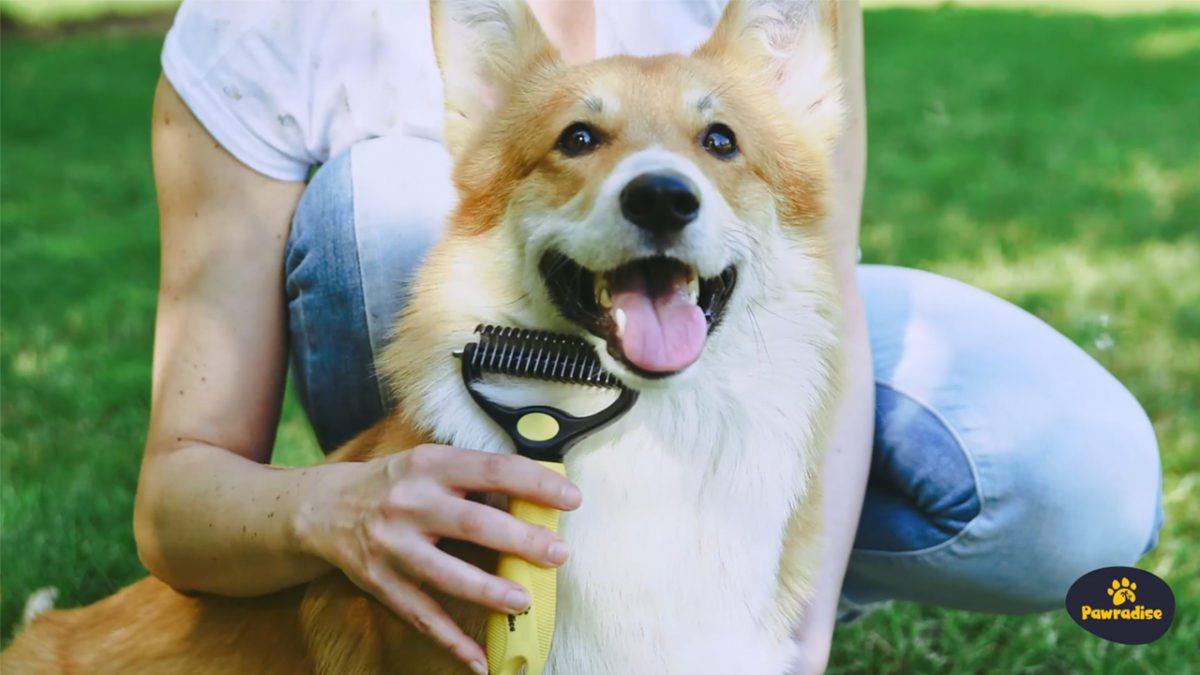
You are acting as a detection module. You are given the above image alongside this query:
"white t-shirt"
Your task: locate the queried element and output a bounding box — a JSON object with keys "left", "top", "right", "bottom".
{"left": 162, "top": 1, "right": 726, "bottom": 182}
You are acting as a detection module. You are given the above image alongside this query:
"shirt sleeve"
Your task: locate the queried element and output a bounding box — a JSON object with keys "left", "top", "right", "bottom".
{"left": 161, "top": 1, "right": 331, "bottom": 181}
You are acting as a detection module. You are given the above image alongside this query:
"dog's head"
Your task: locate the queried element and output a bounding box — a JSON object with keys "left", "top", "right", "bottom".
{"left": 425, "top": 0, "right": 843, "bottom": 388}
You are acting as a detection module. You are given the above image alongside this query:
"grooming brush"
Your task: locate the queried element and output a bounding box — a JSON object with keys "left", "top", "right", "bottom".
{"left": 454, "top": 324, "right": 637, "bottom": 675}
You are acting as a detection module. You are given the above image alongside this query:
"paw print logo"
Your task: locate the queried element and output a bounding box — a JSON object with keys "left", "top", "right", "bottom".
{"left": 1108, "top": 577, "right": 1137, "bottom": 606}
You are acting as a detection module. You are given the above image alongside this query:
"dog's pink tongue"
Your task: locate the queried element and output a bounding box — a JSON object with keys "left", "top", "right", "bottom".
{"left": 609, "top": 266, "right": 706, "bottom": 373}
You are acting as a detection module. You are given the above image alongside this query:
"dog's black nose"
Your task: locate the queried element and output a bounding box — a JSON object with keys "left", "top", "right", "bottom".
{"left": 619, "top": 172, "right": 701, "bottom": 238}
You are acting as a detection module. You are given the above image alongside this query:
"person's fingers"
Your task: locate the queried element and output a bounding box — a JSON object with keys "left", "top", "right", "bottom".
{"left": 421, "top": 496, "right": 568, "bottom": 568}
{"left": 399, "top": 445, "right": 581, "bottom": 510}
{"left": 354, "top": 565, "right": 487, "bottom": 673}
{"left": 400, "top": 537, "right": 535, "bottom": 614}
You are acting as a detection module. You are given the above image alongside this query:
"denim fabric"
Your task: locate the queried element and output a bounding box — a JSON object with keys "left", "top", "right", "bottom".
{"left": 286, "top": 136, "right": 1165, "bottom": 614}
{"left": 285, "top": 136, "right": 453, "bottom": 450}
{"left": 857, "top": 383, "right": 981, "bottom": 553}
{"left": 285, "top": 155, "right": 380, "bottom": 452}
{"left": 849, "top": 265, "right": 1164, "bottom": 613}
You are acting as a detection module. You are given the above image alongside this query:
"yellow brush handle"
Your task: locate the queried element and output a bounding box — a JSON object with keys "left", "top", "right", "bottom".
{"left": 486, "top": 460, "right": 563, "bottom": 675}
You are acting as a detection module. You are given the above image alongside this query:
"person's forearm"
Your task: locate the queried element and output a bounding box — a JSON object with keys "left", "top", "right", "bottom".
{"left": 134, "top": 442, "right": 345, "bottom": 596}
{"left": 791, "top": 2, "right": 871, "bottom": 672}
{"left": 141, "top": 75, "right": 332, "bottom": 597}
{"left": 790, "top": 299, "right": 873, "bottom": 673}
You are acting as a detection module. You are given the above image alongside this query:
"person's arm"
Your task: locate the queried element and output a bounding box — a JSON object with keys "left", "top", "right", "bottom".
{"left": 136, "top": 74, "right": 318, "bottom": 592}
{"left": 790, "top": 3, "right": 873, "bottom": 673}
{"left": 135, "top": 76, "right": 580, "bottom": 673}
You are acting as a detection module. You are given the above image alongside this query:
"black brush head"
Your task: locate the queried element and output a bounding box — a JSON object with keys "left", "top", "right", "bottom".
{"left": 459, "top": 324, "right": 622, "bottom": 389}
{"left": 456, "top": 324, "right": 638, "bottom": 461}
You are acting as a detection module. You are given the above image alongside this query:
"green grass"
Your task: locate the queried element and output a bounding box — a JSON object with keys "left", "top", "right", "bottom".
{"left": 2, "top": 7, "right": 1197, "bottom": 672}
{"left": 0, "top": 0, "right": 178, "bottom": 27}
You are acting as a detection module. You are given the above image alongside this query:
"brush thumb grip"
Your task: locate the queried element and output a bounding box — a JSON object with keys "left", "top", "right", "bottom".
{"left": 485, "top": 461, "right": 563, "bottom": 675}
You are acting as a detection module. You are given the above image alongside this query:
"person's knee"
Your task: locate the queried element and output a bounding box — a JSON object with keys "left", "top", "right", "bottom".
{"left": 975, "top": 407, "right": 1161, "bottom": 612}
{"left": 852, "top": 265, "right": 1163, "bottom": 613}
{"left": 848, "top": 418, "right": 1160, "bottom": 614}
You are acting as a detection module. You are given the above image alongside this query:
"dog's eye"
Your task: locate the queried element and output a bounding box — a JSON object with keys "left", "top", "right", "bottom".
{"left": 701, "top": 123, "right": 738, "bottom": 159}
{"left": 556, "top": 122, "right": 602, "bottom": 157}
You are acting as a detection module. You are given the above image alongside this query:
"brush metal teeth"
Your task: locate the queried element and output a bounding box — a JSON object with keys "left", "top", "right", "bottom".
{"left": 463, "top": 324, "right": 621, "bottom": 389}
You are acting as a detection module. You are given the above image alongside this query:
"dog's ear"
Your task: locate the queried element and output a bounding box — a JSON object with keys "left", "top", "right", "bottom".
{"left": 430, "top": 0, "right": 561, "bottom": 157}
{"left": 696, "top": 0, "right": 843, "bottom": 148}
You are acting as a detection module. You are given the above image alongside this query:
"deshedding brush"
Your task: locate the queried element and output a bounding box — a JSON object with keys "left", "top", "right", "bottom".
{"left": 455, "top": 325, "right": 637, "bottom": 675}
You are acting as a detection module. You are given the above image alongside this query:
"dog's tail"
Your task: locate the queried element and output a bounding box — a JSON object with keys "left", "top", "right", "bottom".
{"left": 2, "top": 576, "right": 318, "bottom": 675}
{"left": 17, "top": 587, "right": 59, "bottom": 634}
{"left": 3, "top": 587, "right": 65, "bottom": 675}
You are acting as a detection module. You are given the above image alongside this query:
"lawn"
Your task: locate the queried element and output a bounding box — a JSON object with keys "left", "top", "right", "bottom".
{"left": 2, "top": 6, "right": 1198, "bottom": 673}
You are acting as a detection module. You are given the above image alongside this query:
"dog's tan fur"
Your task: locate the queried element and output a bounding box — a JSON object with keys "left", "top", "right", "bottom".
{"left": 2, "top": 1, "right": 845, "bottom": 672}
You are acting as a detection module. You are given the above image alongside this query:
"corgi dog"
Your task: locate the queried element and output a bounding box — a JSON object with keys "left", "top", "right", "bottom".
{"left": 2, "top": 0, "right": 845, "bottom": 673}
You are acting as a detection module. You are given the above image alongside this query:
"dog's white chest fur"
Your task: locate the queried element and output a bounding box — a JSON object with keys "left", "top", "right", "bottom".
{"left": 548, "top": 389, "right": 809, "bottom": 675}
{"left": 389, "top": 234, "right": 837, "bottom": 675}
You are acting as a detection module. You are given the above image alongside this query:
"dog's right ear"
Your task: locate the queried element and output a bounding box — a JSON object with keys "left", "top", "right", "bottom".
{"left": 696, "top": 0, "right": 843, "bottom": 151}
{"left": 430, "top": 0, "right": 561, "bottom": 157}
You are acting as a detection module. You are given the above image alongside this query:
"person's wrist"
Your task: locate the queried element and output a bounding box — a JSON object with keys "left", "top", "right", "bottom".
{"left": 289, "top": 461, "right": 362, "bottom": 565}
{"left": 789, "top": 559, "right": 842, "bottom": 675}
{"left": 790, "top": 632, "right": 832, "bottom": 675}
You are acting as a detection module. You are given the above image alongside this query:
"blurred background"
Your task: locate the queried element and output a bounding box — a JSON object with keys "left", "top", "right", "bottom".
{"left": 2, "top": 0, "right": 1197, "bottom": 672}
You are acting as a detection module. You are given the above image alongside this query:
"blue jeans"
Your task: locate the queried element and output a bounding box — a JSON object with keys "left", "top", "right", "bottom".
{"left": 285, "top": 136, "right": 1164, "bottom": 614}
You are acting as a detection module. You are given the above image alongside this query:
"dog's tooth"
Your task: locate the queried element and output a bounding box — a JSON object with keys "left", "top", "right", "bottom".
{"left": 595, "top": 276, "right": 612, "bottom": 308}
{"left": 687, "top": 275, "right": 700, "bottom": 304}
{"left": 614, "top": 308, "right": 627, "bottom": 338}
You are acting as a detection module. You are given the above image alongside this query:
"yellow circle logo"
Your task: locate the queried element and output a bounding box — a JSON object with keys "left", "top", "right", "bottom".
{"left": 516, "top": 413, "right": 560, "bottom": 442}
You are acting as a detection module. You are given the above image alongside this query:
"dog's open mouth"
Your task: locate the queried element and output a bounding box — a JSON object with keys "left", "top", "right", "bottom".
{"left": 539, "top": 252, "right": 737, "bottom": 378}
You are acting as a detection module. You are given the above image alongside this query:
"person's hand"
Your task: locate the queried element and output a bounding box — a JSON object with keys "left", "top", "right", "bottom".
{"left": 295, "top": 444, "right": 580, "bottom": 673}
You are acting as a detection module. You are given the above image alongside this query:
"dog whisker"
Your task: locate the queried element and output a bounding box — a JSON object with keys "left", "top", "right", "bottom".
{"left": 750, "top": 298, "right": 807, "bottom": 329}
{"left": 745, "top": 305, "right": 771, "bottom": 366}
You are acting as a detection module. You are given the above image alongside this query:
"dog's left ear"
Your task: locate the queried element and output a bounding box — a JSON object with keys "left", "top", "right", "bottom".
{"left": 430, "top": 0, "right": 561, "bottom": 157}
{"left": 696, "top": 0, "right": 844, "bottom": 149}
